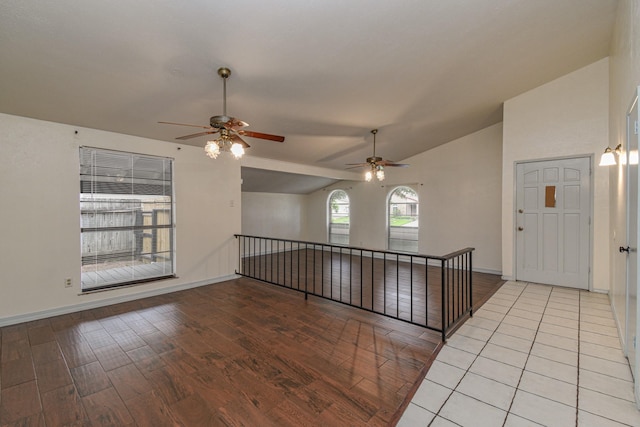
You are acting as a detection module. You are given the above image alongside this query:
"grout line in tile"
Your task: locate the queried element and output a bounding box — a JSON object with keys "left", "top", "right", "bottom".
{"left": 415, "top": 282, "right": 635, "bottom": 427}
{"left": 430, "top": 282, "right": 523, "bottom": 423}
{"left": 447, "top": 388, "right": 512, "bottom": 420}
{"left": 503, "top": 282, "right": 553, "bottom": 422}
{"left": 574, "top": 289, "right": 582, "bottom": 424}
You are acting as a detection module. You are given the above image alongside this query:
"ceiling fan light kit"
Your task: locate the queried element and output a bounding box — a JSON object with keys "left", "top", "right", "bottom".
{"left": 204, "top": 129, "right": 245, "bottom": 159}
{"left": 159, "top": 67, "right": 284, "bottom": 160}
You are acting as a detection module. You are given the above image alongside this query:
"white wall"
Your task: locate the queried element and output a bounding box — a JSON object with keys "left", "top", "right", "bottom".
{"left": 608, "top": 0, "right": 640, "bottom": 353}
{"left": 238, "top": 156, "right": 360, "bottom": 243}
{"left": 304, "top": 123, "right": 503, "bottom": 274}
{"left": 502, "top": 58, "right": 610, "bottom": 290}
{"left": 241, "top": 192, "right": 306, "bottom": 240}
{"left": 305, "top": 181, "right": 361, "bottom": 246}
{"left": 0, "top": 113, "right": 241, "bottom": 324}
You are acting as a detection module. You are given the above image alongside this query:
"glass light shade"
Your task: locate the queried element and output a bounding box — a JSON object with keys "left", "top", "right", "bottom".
{"left": 204, "top": 141, "right": 220, "bottom": 159}
{"left": 364, "top": 170, "right": 373, "bottom": 182}
{"left": 620, "top": 151, "right": 628, "bottom": 165}
{"left": 230, "top": 143, "right": 245, "bottom": 159}
{"left": 599, "top": 150, "right": 616, "bottom": 166}
{"left": 630, "top": 150, "right": 639, "bottom": 165}
{"left": 376, "top": 169, "right": 385, "bottom": 181}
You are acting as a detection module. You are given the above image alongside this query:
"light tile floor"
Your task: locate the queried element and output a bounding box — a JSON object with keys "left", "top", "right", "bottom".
{"left": 398, "top": 281, "right": 640, "bottom": 427}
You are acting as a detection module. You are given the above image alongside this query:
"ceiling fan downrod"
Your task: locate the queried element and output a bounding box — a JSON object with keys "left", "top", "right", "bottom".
{"left": 366, "top": 129, "right": 383, "bottom": 164}
{"left": 371, "top": 129, "right": 378, "bottom": 157}
{"left": 218, "top": 67, "right": 231, "bottom": 117}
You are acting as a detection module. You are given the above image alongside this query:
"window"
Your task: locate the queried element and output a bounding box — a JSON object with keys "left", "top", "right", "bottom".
{"left": 328, "top": 190, "right": 350, "bottom": 244}
{"left": 388, "top": 186, "right": 419, "bottom": 252}
{"left": 80, "top": 147, "right": 175, "bottom": 291}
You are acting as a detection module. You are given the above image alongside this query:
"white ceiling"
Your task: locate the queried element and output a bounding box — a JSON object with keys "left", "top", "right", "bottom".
{"left": 0, "top": 0, "right": 618, "bottom": 176}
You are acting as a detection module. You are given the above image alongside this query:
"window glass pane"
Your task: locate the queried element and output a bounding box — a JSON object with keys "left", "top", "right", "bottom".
{"left": 388, "top": 187, "right": 418, "bottom": 252}
{"left": 80, "top": 147, "right": 175, "bottom": 291}
{"left": 329, "top": 190, "right": 350, "bottom": 245}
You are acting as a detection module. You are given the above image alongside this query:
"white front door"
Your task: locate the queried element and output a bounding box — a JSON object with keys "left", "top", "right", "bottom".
{"left": 515, "top": 158, "right": 591, "bottom": 288}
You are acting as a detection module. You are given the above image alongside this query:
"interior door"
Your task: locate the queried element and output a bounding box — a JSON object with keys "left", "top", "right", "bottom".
{"left": 625, "top": 88, "right": 639, "bottom": 390}
{"left": 515, "top": 158, "right": 591, "bottom": 288}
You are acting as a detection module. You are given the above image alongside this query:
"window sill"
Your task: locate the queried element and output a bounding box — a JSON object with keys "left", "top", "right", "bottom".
{"left": 79, "top": 274, "right": 177, "bottom": 295}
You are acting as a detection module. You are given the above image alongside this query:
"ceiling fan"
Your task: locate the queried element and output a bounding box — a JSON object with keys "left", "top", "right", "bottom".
{"left": 346, "top": 129, "right": 409, "bottom": 181}
{"left": 159, "top": 67, "right": 285, "bottom": 159}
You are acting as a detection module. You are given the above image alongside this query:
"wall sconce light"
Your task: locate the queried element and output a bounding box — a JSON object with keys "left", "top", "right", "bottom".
{"left": 599, "top": 144, "right": 622, "bottom": 166}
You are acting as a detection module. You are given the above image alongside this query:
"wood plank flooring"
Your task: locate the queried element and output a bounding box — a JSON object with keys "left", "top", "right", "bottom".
{"left": 0, "top": 275, "right": 503, "bottom": 426}
{"left": 241, "top": 249, "right": 498, "bottom": 330}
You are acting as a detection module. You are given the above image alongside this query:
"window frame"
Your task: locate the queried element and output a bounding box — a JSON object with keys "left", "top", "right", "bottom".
{"left": 79, "top": 147, "right": 176, "bottom": 292}
{"left": 328, "top": 189, "right": 350, "bottom": 245}
{"left": 387, "top": 186, "right": 419, "bottom": 253}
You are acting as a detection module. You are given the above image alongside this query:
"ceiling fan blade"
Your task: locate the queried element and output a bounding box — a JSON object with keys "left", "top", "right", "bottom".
{"left": 345, "top": 165, "right": 366, "bottom": 170}
{"left": 345, "top": 163, "right": 369, "bottom": 167}
{"left": 238, "top": 130, "right": 285, "bottom": 142}
{"left": 230, "top": 133, "right": 251, "bottom": 148}
{"left": 380, "top": 160, "right": 410, "bottom": 167}
{"left": 159, "top": 121, "right": 212, "bottom": 129}
{"left": 176, "top": 130, "right": 219, "bottom": 140}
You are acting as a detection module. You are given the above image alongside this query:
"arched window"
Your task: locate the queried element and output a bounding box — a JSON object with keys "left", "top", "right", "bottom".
{"left": 388, "top": 186, "right": 419, "bottom": 252}
{"left": 328, "top": 190, "right": 350, "bottom": 244}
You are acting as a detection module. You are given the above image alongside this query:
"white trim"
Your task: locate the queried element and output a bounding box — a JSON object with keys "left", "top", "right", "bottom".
{"left": 611, "top": 296, "right": 627, "bottom": 351}
{"left": 0, "top": 274, "right": 239, "bottom": 327}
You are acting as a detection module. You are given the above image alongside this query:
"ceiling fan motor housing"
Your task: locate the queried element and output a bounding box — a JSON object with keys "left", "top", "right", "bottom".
{"left": 210, "top": 115, "right": 230, "bottom": 128}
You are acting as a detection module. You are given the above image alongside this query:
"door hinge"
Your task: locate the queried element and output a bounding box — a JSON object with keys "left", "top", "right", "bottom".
{"left": 635, "top": 120, "right": 638, "bottom": 135}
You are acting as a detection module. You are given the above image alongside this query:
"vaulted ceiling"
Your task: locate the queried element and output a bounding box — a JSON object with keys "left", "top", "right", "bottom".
{"left": 0, "top": 0, "right": 618, "bottom": 179}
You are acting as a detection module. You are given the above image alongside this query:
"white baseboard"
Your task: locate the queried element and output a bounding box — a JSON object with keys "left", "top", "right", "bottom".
{"left": 472, "top": 267, "right": 502, "bottom": 276}
{"left": 610, "top": 297, "right": 627, "bottom": 351}
{"left": 0, "top": 274, "right": 239, "bottom": 327}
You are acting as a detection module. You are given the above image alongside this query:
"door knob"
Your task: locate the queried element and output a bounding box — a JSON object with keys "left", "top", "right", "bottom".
{"left": 518, "top": 209, "right": 524, "bottom": 213}
{"left": 518, "top": 227, "right": 524, "bottom": 231}
{"left": 619, "top": 246, "right": 630, "bottom": 253}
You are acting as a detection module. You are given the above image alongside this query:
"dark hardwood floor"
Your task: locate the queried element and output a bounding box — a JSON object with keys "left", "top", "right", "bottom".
{"left": 242, "top": 249, "right": 499, "bottom": 330}
{"left": 1, "top": 274, "right": 503, "bottom": 426}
